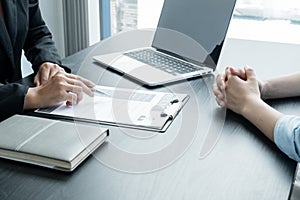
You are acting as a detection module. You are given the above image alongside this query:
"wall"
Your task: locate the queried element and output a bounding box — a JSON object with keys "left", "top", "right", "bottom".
{"left": 88, "top": 0, "right": 101, "bottom": 45}
{"left": 39, "top": 0, "right": 65, "bottom": 58}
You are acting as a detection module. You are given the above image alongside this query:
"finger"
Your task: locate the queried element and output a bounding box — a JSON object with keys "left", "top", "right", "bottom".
{"left": 66, "top": 101, "right": 72, "bottom": 107}
{"left": 64, "top": 84, "right": 84, "bottom": 103}
{"left": 65, "top": 92, "right": 78, "bottom": 106}
{"left": 65, "top": 73, "right": 95, "bottom": 88}
{"left": 39, "top": 66, "right": 51, "bottom": 85}
{"left": 225, "top": 72, "right": 234, "bottom": 85}
{"left": 244, "top": 66, "right": 256, "bottom": 81}
{"left": 65, "top": 76, "right": 94, "bottom": 97}
{"left": 53, "top": 72, "right": 94, "bottom": 97}
{"left": 213, "top": 82, "right": 227, "bottom": 104}
{"left": 212, "top": 84, "right": 225, "bottom": 100}
{"left": 34, "top": 74, "right": 41, "bottom": 86}
{"left": 229, "top": 67, "right": 247, "bottom": 80}
{"left": 225, "top": 67, "right": 232, "bottom": 78}
{"left": 215, "top": 96, "right": 226, "bottom": 107}
{"left": 212, "top": 84, "right": 220, "bottom": 96}
{"left": 34, "top": 66, "right": 48, "bottom": 86}
{"left": 216, "top": 73, "right": 226, "bottom": 90}
{"left": 41, "top": 66, "right": 51, "bottom": 84}
{"left": 49, "top": 64, "right": 65, "bottom": 79}
{"left": 226, "top": 73, "right": 242, "bottom": 85}
{"left": 73, "top": 79, "right": 94, "bottom": 97}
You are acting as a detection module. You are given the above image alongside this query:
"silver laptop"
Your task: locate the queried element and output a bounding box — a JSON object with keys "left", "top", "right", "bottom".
{"left": 93, "top": 0, "right": 237, "bottom": 86}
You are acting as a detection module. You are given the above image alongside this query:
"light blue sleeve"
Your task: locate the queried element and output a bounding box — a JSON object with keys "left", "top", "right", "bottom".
{"left": 274, "top": 115, "right": 300, "bottom": 162}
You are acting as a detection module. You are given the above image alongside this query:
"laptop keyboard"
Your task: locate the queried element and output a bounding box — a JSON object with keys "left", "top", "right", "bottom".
{"left": 124, "top": 49, "right": 203, "bottom": 76}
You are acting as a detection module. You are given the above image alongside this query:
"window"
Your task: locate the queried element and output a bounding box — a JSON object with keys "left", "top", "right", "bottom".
{"left": 110, "top": 0, "right": 163, "bottom": 34}
{"left": 102, "top": 0, "right": 300, "bottom": 44}
{"left": 234, "top": 0, "right": 300, "bottom": 22}
{"left": 230, "top": 0, "right": 300, "bottom": 44}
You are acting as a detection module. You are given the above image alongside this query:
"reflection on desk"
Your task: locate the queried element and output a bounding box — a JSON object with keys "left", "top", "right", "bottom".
{"left": 1, "top": 30, "right": 299, "bottom": 200}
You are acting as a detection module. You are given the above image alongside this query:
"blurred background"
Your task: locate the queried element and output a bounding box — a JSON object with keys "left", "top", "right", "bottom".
{"left": 22, "top": 0, "right": 300, "bottom": 76}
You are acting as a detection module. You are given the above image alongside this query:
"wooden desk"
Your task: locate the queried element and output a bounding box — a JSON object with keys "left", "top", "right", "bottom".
{"left": 0, "top": 29, "right": 298, "bottom": 200}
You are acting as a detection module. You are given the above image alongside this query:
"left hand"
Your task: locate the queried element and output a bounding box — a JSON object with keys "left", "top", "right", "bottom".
{"left": 34, "top": 62, "right": 65, "bottom": 86}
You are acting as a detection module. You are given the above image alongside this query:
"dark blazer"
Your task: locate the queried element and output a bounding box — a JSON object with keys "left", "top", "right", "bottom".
{"left": 0, "top": 0, "right": 62, "bottom": 120}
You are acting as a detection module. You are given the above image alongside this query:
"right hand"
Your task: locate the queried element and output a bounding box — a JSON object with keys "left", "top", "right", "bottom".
{"left": 24, "top": 71, "right": 95, "bottom": 109}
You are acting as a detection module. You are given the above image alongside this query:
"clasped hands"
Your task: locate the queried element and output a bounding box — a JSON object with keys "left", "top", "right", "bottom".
{"left": 25, "top": 62, "right": 265, "bottom": 113}
{"left": 24, "top": 62, "right": 95, "bottom": 109}
{"left": 213, "top": 66, "right": 264, "bottom": 115}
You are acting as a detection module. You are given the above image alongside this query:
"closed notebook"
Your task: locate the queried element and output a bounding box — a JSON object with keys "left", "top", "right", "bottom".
{"left": 0, "top": 115, "right": 109, "bottom": 171}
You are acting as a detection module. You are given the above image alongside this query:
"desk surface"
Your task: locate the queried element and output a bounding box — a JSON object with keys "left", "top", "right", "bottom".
{"left": 1, "top": 30, "right": 299, "bottom": 200}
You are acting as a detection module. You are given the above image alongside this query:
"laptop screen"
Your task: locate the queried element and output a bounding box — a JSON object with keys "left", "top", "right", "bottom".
{"left": 152, "top": 0, "right": 236, "bottom": 69}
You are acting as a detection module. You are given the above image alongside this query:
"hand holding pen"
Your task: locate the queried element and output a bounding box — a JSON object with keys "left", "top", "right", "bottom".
{"left": 24, "top": 70, "right": 95, "bottom": 109}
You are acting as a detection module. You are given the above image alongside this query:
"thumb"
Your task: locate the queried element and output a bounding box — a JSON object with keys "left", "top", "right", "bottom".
{"left": 244, "top": 66, "right": 256, "bottom": 82}
{"left": 34, "top": 74, "right": 41, "bottom": 86}
{"left": 229, "top": 67, "right": 247, "bottom": 80}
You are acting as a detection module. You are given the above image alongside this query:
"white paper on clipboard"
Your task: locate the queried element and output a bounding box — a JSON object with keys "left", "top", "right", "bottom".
{"left": 34, "top": 86, "right": 189, "bottom": 132}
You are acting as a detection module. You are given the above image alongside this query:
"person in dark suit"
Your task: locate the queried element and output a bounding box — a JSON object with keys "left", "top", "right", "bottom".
{"left": 0, "top": 0, "right": 94, "bottom": 120}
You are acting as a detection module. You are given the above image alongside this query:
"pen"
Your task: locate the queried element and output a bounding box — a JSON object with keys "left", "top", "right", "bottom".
{"left": 92, "top": 87, "right": 111, "bottom": 97}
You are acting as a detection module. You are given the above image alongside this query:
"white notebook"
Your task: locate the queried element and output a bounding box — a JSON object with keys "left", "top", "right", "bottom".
{"left": 0, "top": 115, "right": 109, "bottom": 171}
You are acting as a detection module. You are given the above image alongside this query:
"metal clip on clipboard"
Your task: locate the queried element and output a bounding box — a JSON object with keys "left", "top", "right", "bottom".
{"left": 34, "top": 85, "right": 189, "bottom": 132}
{"left": 160, "top": 98, "right": 182, "bottom": 119}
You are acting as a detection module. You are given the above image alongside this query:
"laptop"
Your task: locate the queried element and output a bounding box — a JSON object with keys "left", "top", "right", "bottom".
{"left": 93, "top": 0, "right": 237, "bottom": 86}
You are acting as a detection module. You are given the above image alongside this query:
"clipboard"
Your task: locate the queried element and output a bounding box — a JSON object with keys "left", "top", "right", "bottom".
{"left": 32, "top": 86, "right": 189, "bottom": 132}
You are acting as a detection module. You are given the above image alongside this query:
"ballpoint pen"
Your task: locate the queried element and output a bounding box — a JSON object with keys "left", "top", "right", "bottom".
{"left": 92, "top": 87, "right": 111, "bottom": 97}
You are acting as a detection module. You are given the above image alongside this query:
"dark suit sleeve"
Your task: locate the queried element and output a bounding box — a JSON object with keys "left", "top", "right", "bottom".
{"left": 0, "top": 83, "right": 29, "bottom": 120}
{"left": 23, "top": 0, "right": 64, "bottom": 73}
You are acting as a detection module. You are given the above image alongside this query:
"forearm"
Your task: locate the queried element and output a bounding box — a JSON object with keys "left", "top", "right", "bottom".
{"left": 24, "top": 0, "right": 61, "bottom": 72}
{"left": 262, "top": 72, "right": 300, "bottom": 99}
{"left": 241, "top": 98, "right": 283, "bottom": 141}
{"left": 0, "top": 84, "right": 29, "bottom": 119}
